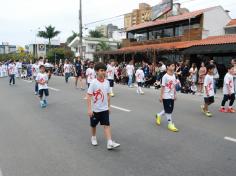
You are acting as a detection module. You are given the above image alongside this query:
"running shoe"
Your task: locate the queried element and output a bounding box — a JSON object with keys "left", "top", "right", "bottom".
{"left": 205, "top": 111, "right": 213, "bottom": 117}
{"left": 227, "top": 108, "right": 236, "bottom": 113}
{"left": 110, "top": 93, "right": 115, "bottom": 97}
{"left": 107, "top": 141, "right": 120, "bottom": 150}
{"left": 219, "top": 107, "right": 227, "bottom": 113}
{"left": 168, "top": 123, "right": 179, "bottom": 132}
{"left": 91, "top": 136, "right": 98, "bottom": 146}
{"left": 156, "top": 114, "right": 161, "bottom": 126}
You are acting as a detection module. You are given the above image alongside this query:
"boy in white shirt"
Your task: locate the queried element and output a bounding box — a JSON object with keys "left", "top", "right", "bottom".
{"left": 8, "top": 61, "right": 17, "bottom": 85}
{"left": 135, "top": 67, "right": 144, "bottom": 95}
{"left": 201, "top": 64, "right": 215, "bottom": 117}
{"left": 126, "top": 61, "right": 134, "bottom": 88}
{"left": 36, "top": 65, "right": 49, "bottom": 108}
{"left": 87, "top": 62, "right": 120, "bottom": 150}
{"left": 155, "top": 61, "right": 179, "bottom": 132}
{"left": 219, "top": 64, "right": 235, "bottom": 113}
{"left": 86, "top": 62, "right": 96, "bottom": 88}
{"left": 64, "top": 60, "right": 71, "bottom": 83}
{"left": 106, "top": 60, "right": 116, "bottom": 97}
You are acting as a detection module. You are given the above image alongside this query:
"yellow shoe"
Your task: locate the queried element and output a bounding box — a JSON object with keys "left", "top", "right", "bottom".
{"left": 156, "top": 114, "right": 161, "bottom": 126}
{"left": 168, "top": 123, "right": 179, "bottom": 132}
{"left": 110, "top": 93, "right": 115, "bottom": 97}
{"left": 205, "top": 111, "right": 213, "bottom": 117}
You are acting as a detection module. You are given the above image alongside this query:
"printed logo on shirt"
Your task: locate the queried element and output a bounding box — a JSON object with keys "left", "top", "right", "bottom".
{"left": 207, "top": 82, "right": 213, "bottom": 92}
{"left": 93, "top": 89, "right": 104, "bottom": 104}
{"left": 166, "top": 80, "right": 174, "bottom": 91}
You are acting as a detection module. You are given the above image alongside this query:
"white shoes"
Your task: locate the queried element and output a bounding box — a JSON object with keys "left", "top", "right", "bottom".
{"left": 107, "top": 141, "right": 120, "bottom": 150}
{"left": 91, "top": 136, "right": 98, "bottom": 146}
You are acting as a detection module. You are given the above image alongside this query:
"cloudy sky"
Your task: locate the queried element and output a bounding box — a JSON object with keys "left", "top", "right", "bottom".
{"left": 0, "top": 0, "right": 235, "bottom": 46}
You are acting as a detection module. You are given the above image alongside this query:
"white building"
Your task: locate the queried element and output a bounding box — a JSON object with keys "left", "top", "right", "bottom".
{"left": 68, "top": 37, "right": 119, "bottom": 60}
{"left": 112, "top": 30, "right": 127, "bottom": 42}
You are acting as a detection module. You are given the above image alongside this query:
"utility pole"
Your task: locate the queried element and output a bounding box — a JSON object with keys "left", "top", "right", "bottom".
{"left": 79, "top": 0, "right": 83, "bottom": 60}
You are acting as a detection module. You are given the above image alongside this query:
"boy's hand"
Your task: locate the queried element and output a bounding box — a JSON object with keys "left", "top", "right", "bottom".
{"left": 159, "top": 97, "right": 163, "bottom": 103}
{"left": 88, "top": 110, "right": 93, "bottom": 118}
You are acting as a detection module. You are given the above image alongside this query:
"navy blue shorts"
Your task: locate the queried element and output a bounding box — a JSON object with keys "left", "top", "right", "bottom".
{"left": 137, "top": 82, "right": 142, "bottom": 87}
{"left": 108, "top": 79, "right": 114, "bottom": 87}
{"left": 90, "top": 110, "right": 110, "bottom": 127}
{"left": 204, "top": 96, "right": 214, "bottom": 105}
{"left": 163, "top": 99, "right": 174, "bottom": 114}
{"left": 38, "top": 89, "right": 49, "bottom": 98}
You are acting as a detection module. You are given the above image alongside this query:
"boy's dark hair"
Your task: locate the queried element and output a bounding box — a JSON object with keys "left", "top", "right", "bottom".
{"left": 165, "top": 60, "right": 175, "bottom": 67}
{"left": 94, "top": 62, "right": 107, "bottom": 71}
{"left": 206, "top": 64, "right": 215, "bottom": 71}
{"left": 39, "top": 65, "right": 46, "bottom": 69}
{"left": 226, "top": 64, "right": 234, "bottom": 70}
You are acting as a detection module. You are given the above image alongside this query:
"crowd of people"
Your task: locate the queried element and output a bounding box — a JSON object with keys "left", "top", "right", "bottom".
{"left": 1, "top": 57, "right": 236, "bottom": 150}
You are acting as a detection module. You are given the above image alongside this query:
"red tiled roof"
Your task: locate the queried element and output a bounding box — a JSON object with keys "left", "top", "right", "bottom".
{"left": 227, "top": 19, "right": 236, "bottom": 26}
{"left": 127, "top": 6, "right": 219, "bottom": 32}
{"left": 97, "top": 35, "right": 236, "bottom": 54}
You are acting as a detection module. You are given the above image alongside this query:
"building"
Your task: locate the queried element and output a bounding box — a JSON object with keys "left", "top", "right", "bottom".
{"left": 124, "top": 3, "right": 152, "bottom": 29}
{"left": 0, "top": 42, "right": 16, "bottom": 54}
{"left": 124, "top": 3, "right": 189, "bottom": 29}
{"left": 112, "top": 29, "right": 126, "bottom": 42}
{"left": 96, "top": 24, "right": 119, "bottom": 38}
{"left": 68, "top": 37, "right": 119, "bottom": 60}
{"left": 27, "top": 40, "right": 61, "bottom": 58}
{"left": 124, "top": 6, "right": 231, "bottom": 47}
{"left": 225, "top": 19, "right": 236, "bottom": 34}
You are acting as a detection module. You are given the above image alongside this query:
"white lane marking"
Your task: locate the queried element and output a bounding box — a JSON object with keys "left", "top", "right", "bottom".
{"left": 111, "top": 105, "right": 131, "bottom": 112}
{"left": 48, "top": 87, "right": 60, "bottom": 92}
{"left": 0, "top": 168, "right": 3, "bottom": 176}
{"left": 224, "top": 136, "right": 236, "bottom": 143}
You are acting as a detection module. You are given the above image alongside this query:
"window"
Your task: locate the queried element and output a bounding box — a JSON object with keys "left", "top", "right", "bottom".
{"left": 163, "top": 28, "right": 174, "bottom": 37}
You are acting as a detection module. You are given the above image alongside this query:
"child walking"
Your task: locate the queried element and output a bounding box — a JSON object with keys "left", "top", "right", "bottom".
{"left": 155, "top": 61, "right": 179, "bottom": 132}
{"left": 219, "top": 64, "right": 235, "bottom": 113}
{"left": 201, "top": 64, "right": 215, "bottom": 117}
{"left": 87, "top": 62, "right": 120, "bottom": 150}
{"left": 36, "top": 65, "right": 49, "bottom": 108}
{"left": 106, "top": 60, "right": 116, "bottom": 97}
{"left": 135, "top": 67, "right": 144, "bottom": 95}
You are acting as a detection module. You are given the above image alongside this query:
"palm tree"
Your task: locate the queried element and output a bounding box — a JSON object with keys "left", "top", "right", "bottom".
{"left": 96, "top": 41, "right": 111, "bottom": 51}
{"left": 66, "top": 31, "right": 80, "bottom": 44}
{"left": 89, "top": 30, "right": 104, "bottom": 38}
{"left": 37, "top": 25, "right": 60, "bottom": 47}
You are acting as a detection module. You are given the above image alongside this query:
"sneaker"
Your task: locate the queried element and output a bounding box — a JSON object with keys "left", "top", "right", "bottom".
{"left": 156, "top": 114, "right": 161, "bottom": 126}
{"left": 91, "top": 136, "right": 98, "bottom": 146}
{"left": 34, "top": 92, "right": 38, "bottom": 95}
{"left": 227, "top": 108, "right": 236, "bottom": 113}
{"left": 219, "top": 107, "right": 227, "bottom": 113}
{"left": 168, "top": 123, "right": 179, "bottom": 132}
{"left": 40, "top": 101, "right": 45, "bottom": 108}
{"left": 205, "top": 111, "right": 213, "bottom": 117}
{"left": 107, "top": 141, "right": 120, "bottom": 150}
{"left": 110, "top": 93, "right": 115, "bottom": 97}
{"left": 140, "top": 91, "right": 144, "bottom": 95}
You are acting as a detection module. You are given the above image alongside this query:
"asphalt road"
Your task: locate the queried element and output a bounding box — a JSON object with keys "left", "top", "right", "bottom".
{"left": 0, "top": 76, "right": 235, "bottom": 176}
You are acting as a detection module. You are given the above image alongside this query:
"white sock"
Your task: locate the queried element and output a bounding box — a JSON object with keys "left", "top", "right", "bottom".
{"left": 165, "top": 113, "right": 172, "bottom": 124}
{"left": 158, "top": 110, "right": 165, "bottom": 117}
{"left": 137, "top": 88, "right": 139, "bottom": 93}
{"left": 108, "top": 139, "right": 113, "bottom": 145}
{"left": 110, "top": 87, "right": 113, "bottom": 93}
{"left": 139, "top": 87, "right": 142, "bottom": 93}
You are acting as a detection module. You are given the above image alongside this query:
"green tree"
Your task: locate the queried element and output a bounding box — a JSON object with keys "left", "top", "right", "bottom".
{"left": 66, "top": 31, "right": 80, "bottom": 44}
{"left": 96, "top": 41, "right": 111, "bottom": 51}
{"left": 89, "top": 30, "right": 104, "bottom": 38}
{"left": 37, "top": 25, "right": 60, "bottom": 47}
{"left": 46, "top": 48, "right": 74, "bottom": 63}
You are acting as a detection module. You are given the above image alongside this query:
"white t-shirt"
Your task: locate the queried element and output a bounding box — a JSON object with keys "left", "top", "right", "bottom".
{"left": 64, "top": 64, "right": 70, "bottom": 73}
{"left": 16, "top": 62, "right": 22, "bottom": 69}
{"left": 204, "top": 74, "right": 215, "bottom": 97}
{"left": 162, "top": 73, "right": 176, "bottom": 99}
{"left": 86, "top": 68, "right": 96, "bottom": 84}
{"left": 8, "top": 63, "right": 16, "bottom": 75}
{"left": 135, "top": 69, "right": 145, "bottom": 83}
{"left": 223, "top": 73, "right": 235, "bottom": 95}
{"left": 106, "top": 64, "right": 116, "bottom": 80}
{"left": 126, "top": 64, "right": 134, "bottom": 76}
{"left": 32, "top": 64, "right": 40, "bottom": 77}
{"left": 87, "top": 79, "right": 111, "bottom": 112}
{"left": 36, "top": 72, "right": 48, "bottom": 90}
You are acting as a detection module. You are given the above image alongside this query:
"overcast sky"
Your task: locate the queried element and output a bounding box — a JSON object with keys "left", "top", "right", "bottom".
{"left": 0, "top": 0, "right": 235, "bottom": 46}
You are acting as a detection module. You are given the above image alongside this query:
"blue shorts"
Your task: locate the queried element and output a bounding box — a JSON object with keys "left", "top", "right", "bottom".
{"left": 90, "top": 110, "right": 110, "bottom": 127}
{"left": 163, "top": 99, "right": 174, "bottom": 114}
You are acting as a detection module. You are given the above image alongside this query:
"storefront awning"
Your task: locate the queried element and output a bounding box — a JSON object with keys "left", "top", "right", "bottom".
{"left": 183, "top": 43, "right": 236, "bottom": 54}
